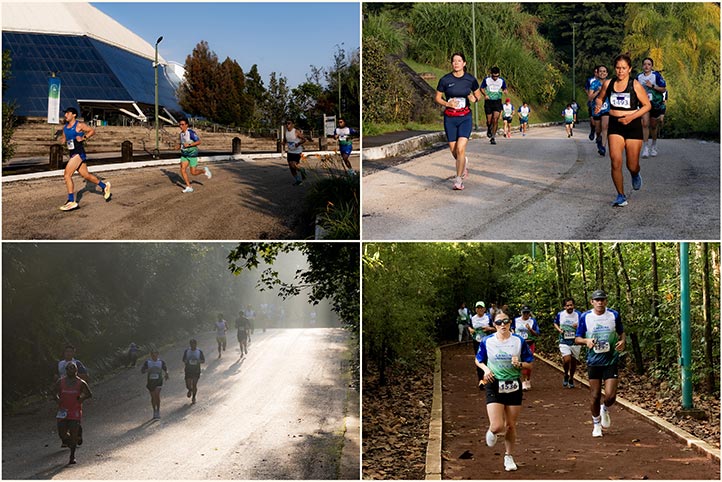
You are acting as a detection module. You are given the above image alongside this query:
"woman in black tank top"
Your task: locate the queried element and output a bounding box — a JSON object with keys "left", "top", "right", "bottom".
{"left": 594, "top": 54, "right": 651, "bottom": 207}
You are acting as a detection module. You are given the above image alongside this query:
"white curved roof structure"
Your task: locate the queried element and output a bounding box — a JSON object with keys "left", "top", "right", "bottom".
{"left": 2, "top": 2, "right": 166, "bottom": 63}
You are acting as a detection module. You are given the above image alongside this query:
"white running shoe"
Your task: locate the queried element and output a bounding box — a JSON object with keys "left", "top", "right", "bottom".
{"left": 453, "top": 177, "right": 464, "bottom": 191}
{"left": 592, "top": 423, "right": 603, "bottom": 437}
{"left": 182, "top": 186, "right": 194, "bottom": 193}
{"left": 504, "top": 454, "right": 518, "bottom": 472}
{"left": 204, "top": 166, "right": 212, "bottom": 179}
{"left": 641, "top": 145, "right": 649, "bottom": 158}
{"left": 650, "top": 146, "right": 658, "bottom": 157}
{"left": 60, "top": 201, "right": 79, "bottom": 211}
{"left": 601, "top": 407, "right": 611, "bottom": 428}
{"left": 486, "top": 429, "right": 497, "bottom": 447}
{"left": 103, "top": 181, "right": 112, "bottom": 200}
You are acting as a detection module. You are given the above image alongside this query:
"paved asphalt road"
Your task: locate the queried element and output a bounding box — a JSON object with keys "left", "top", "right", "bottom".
{"left": 2, "top": 154, "right": 359, "bottom": 240}
{"left": 361, "top": 127, "right": 719, "bottom": 240}
{"left": 1, "top": 329, "right": 358, "bottom": 480}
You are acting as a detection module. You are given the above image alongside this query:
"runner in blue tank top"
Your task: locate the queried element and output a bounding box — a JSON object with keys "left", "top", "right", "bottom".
{"left": 575, "top": 290, "right": 625, "bottom": 438}
{"left": 59, "top": 107, "right": 111, "bottom": 211}
{"left": 434, "top": 52, "right": 481, "bottom": 191}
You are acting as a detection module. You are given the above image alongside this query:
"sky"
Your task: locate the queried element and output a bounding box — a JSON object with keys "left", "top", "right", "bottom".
{"left": 92, "top": 2, "right": 360, "bottom": 88}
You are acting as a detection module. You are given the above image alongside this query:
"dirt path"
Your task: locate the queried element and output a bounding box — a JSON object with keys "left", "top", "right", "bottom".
{"left": 2, "top": 329, "right": 358, "bottom": 480}
{"left": 441, "top": 343, "right": 720, "bottom": 479}
{"left": 362, "top": 128, "right": 719, "bottom": 240}
{"left": 2, "top": 154, "right": 358, "bottom": 240}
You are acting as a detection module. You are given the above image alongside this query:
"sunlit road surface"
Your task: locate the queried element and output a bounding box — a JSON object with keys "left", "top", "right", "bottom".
{"left": 1, "top": 328, "right": 357, "bottom": 479}
{"left": 362, "top": 126, "right": 719, "bottom": 240}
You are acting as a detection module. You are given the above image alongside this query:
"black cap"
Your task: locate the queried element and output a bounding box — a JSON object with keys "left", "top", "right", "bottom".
{"left": 521, "top": 305, "right": 531, "bottom": 312}
{"left": 64, "top": 107, "right": 78, "bottom": 116}
{"left": 591, "top": 289, "right": 607, "bottom": 300}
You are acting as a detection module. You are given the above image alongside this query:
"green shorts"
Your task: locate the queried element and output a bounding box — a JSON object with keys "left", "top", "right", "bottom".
{"left": 181, "top": 147, "right": 199, "bottom": 167}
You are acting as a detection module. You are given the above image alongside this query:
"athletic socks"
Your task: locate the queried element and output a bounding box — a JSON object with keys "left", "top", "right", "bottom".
{"left": 98, "top": 181, "right": 106, "bottom": 190}
{"left": 592, "top": 415, "right": 601, "bottom": 424}
{"left": 68, "top": 194, "right": 74, "bottom": 202}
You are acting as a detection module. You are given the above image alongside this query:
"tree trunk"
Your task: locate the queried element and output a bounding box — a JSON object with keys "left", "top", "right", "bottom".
{"left": 615, "top": 244, "right": 644, "bottom": 374}
{"left": 579, "top": 242, "right": 589, "bottom": 310}
{"left": 597, "top": 243, "right": 605, "bottom": 291}
{"left": 554, "top": 243, "right": 564, "bottom": 301}
{"left": 702, "top": 243, "right": 715, "bottom": 394}
{"left": 651, "top": 243, "right": 662, "bottom": 363}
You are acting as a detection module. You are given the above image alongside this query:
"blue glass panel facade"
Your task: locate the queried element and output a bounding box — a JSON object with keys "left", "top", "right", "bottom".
{"left": 3, "top": 32, "right": 182, "bottom": 118}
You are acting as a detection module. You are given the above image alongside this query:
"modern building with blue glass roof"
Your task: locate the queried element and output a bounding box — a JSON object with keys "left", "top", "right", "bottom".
{"left": 2, "top": 2, "right": 184, "bottom": 124}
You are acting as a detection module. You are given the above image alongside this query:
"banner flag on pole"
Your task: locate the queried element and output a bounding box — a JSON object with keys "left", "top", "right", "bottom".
{"left": 48, "top": 77, "right": 61, "bottom": 124}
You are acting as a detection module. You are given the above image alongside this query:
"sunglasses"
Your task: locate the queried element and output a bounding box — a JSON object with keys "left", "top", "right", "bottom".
{"left": 494, "top": 319, "right": 511, "bottom": 326}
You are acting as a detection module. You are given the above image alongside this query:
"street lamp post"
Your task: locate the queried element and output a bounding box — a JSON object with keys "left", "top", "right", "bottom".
{"left": 154, "top": 36, "right": 163, "bottom": 159}
{"left": 572, "top": 24, "right": 577, "bottom": 103}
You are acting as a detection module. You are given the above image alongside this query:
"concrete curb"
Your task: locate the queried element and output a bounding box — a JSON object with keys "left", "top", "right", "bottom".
{"left": 363, "top": 132, "right": 445, "bottom": 161}
{"left": 1, "top": 149, "right": 356, "bottom": 183}
{"left": 425, "top": 347, "right": 443, "bottom": 480}
{"left": 534, "top": 352, "right": 721, "bottom": 462}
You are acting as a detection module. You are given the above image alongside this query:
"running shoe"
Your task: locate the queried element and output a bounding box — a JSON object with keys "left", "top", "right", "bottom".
{"left": 592, "top": 423, "right": 603, "bottom": 437}
{"left": 299, "top": 167, "right": 307, "bottom": 180}
{"left": 650, "top": 146, "right": 658, "bottom": 157}
{"left": 563, "top": 375, "right": 569, "bottom": 388}
{"left": 601, "top": 407, "right": 611, "bottom": 428}
{"left": 612, "top": 194, "right": 628, "bottom": 207}
{"left": 292, "top": 179, "right": 303, "bottom": 186}
{"left": 204, "top": 166, "right": 212, "bottom": 179}
{"left": 486, "top": 127, "right": 492, "bottom": 138}
{"left": 60, "top": 201, "right": 79, "bottom": 211}
{"left": 522, "top": 133, "right": 526, "bottom": 137}
{"left": 187, "top": 389, "right": 192, "bottom": 398}
{"left": 568, "top": 380, "right": 575, "bottom": 389}
{"left": 453, "top": 180, "right": 464, "bottom": 191}
{"left": 570, "top": 130, "right": 573, "bottom": 137}
{"left": 348, "top": 169, "right": 356, "bottom": 176}
{"left": 567, "top": 134, "right": 571, "bottom": 138}
{"left": 632, "top": 173, "right": 642, "bottom": 190}
{"left": 589, "top": 130, "right": 595, "bottom": 141}
{"left": 103, "top": 181, "right": 112, "bottom": 201}
{"left": 641, "top": 145, "right": 649, "bottom": 158}
{"left": 598, "top": 145, "right": 606, "bottom": 156}
{"left": 503, "top": 454, "right": 518, "bottom": 472}
{"left": 192, "top": 396, "right": 196, "bottom": 404}
{"left": 490, "top": 137, "right": 496, "bottom": 145}
{"left": 182, "top": 186, "right": 194, "bottom": 193}
{"left": 486, "top": 429, "right": 497, "bottom": 447}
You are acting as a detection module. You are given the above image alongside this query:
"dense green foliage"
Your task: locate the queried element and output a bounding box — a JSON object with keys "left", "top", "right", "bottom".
{"left": 228, "top": 243, "right": 359, "bottom": 332}
{"left": 362, "top": 36, "right": 413, "bottom": 125}
{"left": 302, "top": 164, "right": 359, "bottom": 240}
{"left": 2, "top": 49, "right": 17, "bottom": 163}
{"left": 2, "top": 244, "right": 260, "bottom": 404}
{"left": 363, "top": 243, "right": 720, "bottom": 393}
{"left": 179, "top": 41, "right": 360, "bottom": 130}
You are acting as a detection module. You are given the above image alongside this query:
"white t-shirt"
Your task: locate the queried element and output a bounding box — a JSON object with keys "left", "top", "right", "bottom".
{"left": 285, "top": 128, "right": 303, "bottom": 154}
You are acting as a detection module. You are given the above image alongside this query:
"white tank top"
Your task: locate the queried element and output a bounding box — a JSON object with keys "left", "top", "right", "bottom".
{"left": 285, "top": 128, "right": 303, "bottom": 154}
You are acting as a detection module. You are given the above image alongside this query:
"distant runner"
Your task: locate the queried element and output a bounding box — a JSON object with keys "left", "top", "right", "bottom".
{"left": 469, "top": 301, "right": 494, "bottom": 388}
{"left": 58, "top": 107, "right": 111, "bottom": 211}
{"left": 502, "top": 98, "right": 515, "bottom": 139}
{"left": 334, "top": 118, "right": 357, "bottom": 175}
{"left": 283, "top": 120, "right": 308, "bottom": 186}
{"left": 480, "top": 66, "right": 508, "bottom": 145}
{"left": 562, "top": 104, "right": 575, "bottom": 138}
{"left": 575, "top": 289, "right": 625, "bottom": 437}
{"left": 637, "top": 57, "right": 667, "bottom": 158}
{"left": 176, "top": 118, "right": 211, "bottom": 193}
{"left": 457, "top": 301, "right": 471, "bottom": 342}
{"left": 57, "top": 344, "right": 89, "bottom": 382}
{"left": 590, "top": 65, "right": 611, "bottom": 156}
{"left": 54, "top": 361, "right": 92, "bottom": 465}
{"left": 512, "top": 305, "right": 539, "bottom": 390}
{"left": 235, "top": 311, "right": 251, "bottom": 356}
{"left": 553, "top": 298, "right": 582, "bottom": 388}
{"left": 518, "top": 102, "right": 531, "bottom": 136}
{"left": 476, "top": 313, "right": 534, "bottom": 472}
{"left": 215, "top": 313, "right": 228, "bottom": 358}
{"left": 434, "top": 52, "right": 481, "bottom": 191}
{"left": 182, "top": 339, "right": 205, "bottom": 404}
{"left": 140, "top": 348, "right": 168, "bottom": 419}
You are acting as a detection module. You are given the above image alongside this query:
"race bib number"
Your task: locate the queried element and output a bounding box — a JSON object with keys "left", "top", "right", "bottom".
{"left": 475, "top": 333, "right": 482, "bottom": 342}
{"left": 519, "top": 331, "right": 528, "bottom": 339}
{"left": 149, "top": 373, "right": 160, "bottom": 380}
{"left": 56, "top": 409, "right": 68, "bottom": 419}
{"left": 66, "top": 139, "right": 75, "bottom": 150}
{"left": 450, "top": 97, "right": 465, "bottom": 109}
{"left": 488, "top": 84, "right": 500, "bottom": 92}
{"left": 610, "top": 93, "right": 631, "bottom": 109}
{"left": 563, "top": 331, "right": 576, "bottom": 340}
{"left": 594, "top": 340, "right": 611, "bottom": 353}
{"left": 498, "top": 380, "right": 520, "bottom": 394}
{"left": 647, "top": 92, "right": 654, "bottom": 101}
{"left": 188, "top": 359, "right": 198, "bottom": 365}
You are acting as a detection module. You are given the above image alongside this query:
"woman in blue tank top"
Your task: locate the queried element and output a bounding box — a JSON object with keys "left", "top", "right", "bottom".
{"left": 59, "top": 107, "right": 111, "bottom": 211}
{"left": 594, "top": 54, "right": 651, "bottom": 208}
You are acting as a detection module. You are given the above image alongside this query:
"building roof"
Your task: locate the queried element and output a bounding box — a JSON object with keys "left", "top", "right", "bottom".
{"left": 2, "top": 2, "right": 166, "bottom": 63}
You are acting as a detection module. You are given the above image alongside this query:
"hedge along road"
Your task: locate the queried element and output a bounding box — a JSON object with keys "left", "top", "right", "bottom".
{"left": 361, "top": 126, "right": 719, "bottom": 240}
{"left": 1, "top": 153, "right": 359, "bottom": 240}
{"left": 441, "top": 343, "right": 720, "bottom": 480}
{"left": 1, "top": 328, "right": 359, "bottom": 480}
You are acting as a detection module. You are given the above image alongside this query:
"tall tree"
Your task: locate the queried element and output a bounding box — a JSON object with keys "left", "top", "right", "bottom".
{"left": 178, "top": 41, "right": 220, "bottom": 120}
{"left": 244, "top": 64, "right": 267, "bottom": 129}
{"left": 2, "top": 49, "right": 17, "bottom": 163}
{"left": 264, "top": 72, "right": 290, "bottom": 128}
